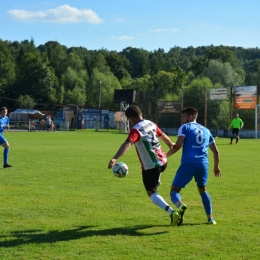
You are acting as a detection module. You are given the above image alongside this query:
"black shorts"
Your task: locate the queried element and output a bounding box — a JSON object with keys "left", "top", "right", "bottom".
{"left": 232, "top": 128, "right": 239, "bottom": 135}
{"left": 142, "top": 163, "right": 167, "bottom": 192}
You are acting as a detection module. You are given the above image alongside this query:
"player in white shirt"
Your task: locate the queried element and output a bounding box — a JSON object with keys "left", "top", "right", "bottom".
{"left": 108, "top": 105, "right": 179, "bottom": 226}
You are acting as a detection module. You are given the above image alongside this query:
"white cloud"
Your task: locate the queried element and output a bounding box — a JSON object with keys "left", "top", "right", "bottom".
{"left": 111, "top": 36, "right": 135, "bottom": 41}
{"left": 150, "top": 28, "right": 179, "bottom": 33}
{"left": 7, "top": 4, "right": 103, "bottom": 24}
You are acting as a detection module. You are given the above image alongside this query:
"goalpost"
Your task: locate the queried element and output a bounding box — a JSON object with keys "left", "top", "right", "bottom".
{"left": 255, "top": 104, "right": 260, "bottom": 138}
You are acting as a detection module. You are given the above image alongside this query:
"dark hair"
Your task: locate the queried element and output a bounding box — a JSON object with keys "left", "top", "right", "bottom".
{"left": 125, "top": 105, "right": 142, "bottom": 118}
{"left": 182, "top": 107, "right": 198, "bottom": 118}
{"left": 1, "top": 107, "right": 7, "bottom": 112}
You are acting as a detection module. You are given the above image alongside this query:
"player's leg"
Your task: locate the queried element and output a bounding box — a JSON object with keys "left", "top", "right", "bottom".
{"left": 143, "top": 165, "right": 177, "bottom": 225}
{"left": 230, "top": 130, "right": 235, "bottom": 144}
{"left": 0, "top": 136, "right": 11, "bottom": 168}
{"left": 170, "top": 164, "right": 193, "bottom": 225}
{"left": 195, "top": 164, "right": 216, "bottom": 224}
{"left": 235, "top": 129, "right": 239, "bottom": 144}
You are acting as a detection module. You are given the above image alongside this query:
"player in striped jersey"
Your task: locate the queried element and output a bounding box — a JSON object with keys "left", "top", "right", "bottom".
{"left": 108, "top": 105, "right": 179, "bottom": 226}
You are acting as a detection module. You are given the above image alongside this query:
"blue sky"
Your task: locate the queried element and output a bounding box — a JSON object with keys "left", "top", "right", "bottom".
{"left": 1, "top": 0, "right": 260, "bottom": 52}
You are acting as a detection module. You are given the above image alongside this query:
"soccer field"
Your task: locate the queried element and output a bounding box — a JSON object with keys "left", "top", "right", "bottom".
{"left": 0, "top": 131, "right": 259, "bottom": 259}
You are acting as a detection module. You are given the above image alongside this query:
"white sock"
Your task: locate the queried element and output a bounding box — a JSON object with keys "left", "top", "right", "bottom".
{"left": 150, "top": 192, "right": 173, "bottom": 214}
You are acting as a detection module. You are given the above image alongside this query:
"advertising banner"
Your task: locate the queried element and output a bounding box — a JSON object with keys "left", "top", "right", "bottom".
{"left": 210, "top": 88, "right": 227, "bottom": 100}
{"left": 157, "top": 101, "right": 182, "bottom": 113}
{"left": 234, "top": 86, "right": 257, "bottom": 109}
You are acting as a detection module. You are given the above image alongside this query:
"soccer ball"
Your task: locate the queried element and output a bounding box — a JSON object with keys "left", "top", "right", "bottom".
{"left": 112, "top": 162, "right": 128, "bottom": 178}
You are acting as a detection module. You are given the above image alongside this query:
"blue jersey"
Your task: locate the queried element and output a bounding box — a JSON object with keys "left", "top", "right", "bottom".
{"left": 0, "top": 115, "right": 9, "bottom": 134}
{"left": 178, "top": 122, "right": 214, "bottom": 164}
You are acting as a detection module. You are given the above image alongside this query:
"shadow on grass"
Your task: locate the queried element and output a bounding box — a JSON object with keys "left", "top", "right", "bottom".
{"left": 0, "top": 225, "right": 168, "bottom": 247}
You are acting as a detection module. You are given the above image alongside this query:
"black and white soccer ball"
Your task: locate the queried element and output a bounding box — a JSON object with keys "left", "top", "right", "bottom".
{"left": 112, "top": 162, "right": 128, "bottom": 178}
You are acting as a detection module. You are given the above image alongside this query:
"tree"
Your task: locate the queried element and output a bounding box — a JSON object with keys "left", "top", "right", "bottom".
{"left": 103, "top": 51, "right": 132, "bottom": 81}
{"left": 0, "top": 40, "right": 15, "bottom": 94}
{"left": 87, "top": 68, "right": 121, "bottom": 109}
{"left": 183, "top": 77, "right": 213, "bottom": 125}
{"left": 202, "top": 60, "right": 242, "bottom": 87}
{"left": 152, "top": 70, "right": 179, "bottom": 99}
{"left": 206, "top": 46, "right": 241, "bottom": 70}
{"left": 61, "top": 67, "right": 88, "bottom": 105}
{"left": 121, "top": 47, "right": 150, "bottom": 78}
{"left": 67, "top": 52, "right": 84, "bottom": 72}
{"left": 16, "top": 95, "right": 36, "bottom": 108}
{"left": 64, "top": 86, "right": 86, "bottom": 105}
{"left": 15, "top": 51, "right": 56, "bottom": 103}
{"left": 184, "top": 77, "right": 231, "bottom": 128}
{"left": 45, "top": 41, "right": 68, "bottom": 79}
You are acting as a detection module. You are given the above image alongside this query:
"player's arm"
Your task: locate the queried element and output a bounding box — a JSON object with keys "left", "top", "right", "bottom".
{"left": 228, "top": 120, "right": 233, "bottom": 130}
{"left": 166, "top": 135, "right": 184, "bottom": 157}
{"left": 159, "top": 132, "right": 175, "bottom": 149}
{"left": 6, "top": 118, "right": 10, "bottom": 130}
{"left": 209, "top": 142, "right": 221, "bottom": 177}
{"left": 108, "top": 140, "right": 133, "bottom": 169}
{"left": 240, "top": 119, "right": 244, "bottom": 129}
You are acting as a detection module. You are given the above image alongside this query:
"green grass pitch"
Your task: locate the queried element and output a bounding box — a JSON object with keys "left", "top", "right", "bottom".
{"left": 0, "top": 130, "right": 259, "bottom": 259}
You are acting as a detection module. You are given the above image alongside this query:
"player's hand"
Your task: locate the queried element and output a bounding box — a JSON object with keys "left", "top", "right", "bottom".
{"left": 171, "top": 143, "right": 177, "bottom": 149}
{"left": 108, "top": 159, "right": 116, "bottom": 169}
{"left": 214, "top": 166, "right": 221, "bottom": 177}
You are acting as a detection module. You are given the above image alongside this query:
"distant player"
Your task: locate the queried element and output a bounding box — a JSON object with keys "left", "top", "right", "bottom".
{"left": 167, "top": 107, "right": 221, "bottom": 225}
{"left": 228, "top": 114, "right": 244, "bottom": 145}
{"left": 0, "top": 107, "right": 12, "bottom": 168}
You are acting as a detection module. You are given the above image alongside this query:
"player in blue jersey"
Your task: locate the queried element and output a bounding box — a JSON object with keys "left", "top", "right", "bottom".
{"left": 0, "top": 107, "right": 12, "bottom": 168}
{"left": 167, "top": 107, "right": 221, "bottom": 225}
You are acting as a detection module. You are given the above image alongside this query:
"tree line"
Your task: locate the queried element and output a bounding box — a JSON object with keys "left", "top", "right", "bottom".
{"left": 0, "top": 38, "right": 260, "bottom": 129}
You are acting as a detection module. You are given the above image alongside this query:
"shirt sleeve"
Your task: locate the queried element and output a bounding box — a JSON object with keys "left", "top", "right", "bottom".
{"left": 209, "top": 133, "right": 215, "bottom": 145}
{"left": 156, "top": 125, "right": 162, "bottom": 137}
{"left": 127, "top": 128, "right": 140, "bottom": 143}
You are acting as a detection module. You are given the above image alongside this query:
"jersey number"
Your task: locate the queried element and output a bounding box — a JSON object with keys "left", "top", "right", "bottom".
{"left": 195, "top": 128, "right": 204, "bottom": 144}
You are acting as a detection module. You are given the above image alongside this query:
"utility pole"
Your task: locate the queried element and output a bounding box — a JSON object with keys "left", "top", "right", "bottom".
{"left": 204, "top": 88, "right": 207, "bottom": 127}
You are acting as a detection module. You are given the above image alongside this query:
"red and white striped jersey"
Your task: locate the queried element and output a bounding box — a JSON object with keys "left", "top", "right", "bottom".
{"left": 127, "top": 120, "right": 167, "bottom": 170}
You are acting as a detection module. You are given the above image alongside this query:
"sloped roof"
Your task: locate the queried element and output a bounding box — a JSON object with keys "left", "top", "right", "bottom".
{"left": 9, "top": 109, "right": 45, "bottom": 120}
{"left": 10, "top": 109, "right": 45, "bottom": 115}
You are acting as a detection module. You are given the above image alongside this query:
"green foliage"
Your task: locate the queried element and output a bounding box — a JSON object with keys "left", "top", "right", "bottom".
{"left": 184, "top": 77, "right": 213, "bottom": 124}
{"left": 0, "top": 132, "right": 260, "bottom": 259}
{"left": 16, "top": 95, "right": 36, "bottom": 108}
{"left": 15, "top": 51, "right": 56, "bottom": 102}
{"left": 0, "top": 40, "right": 15, "bottom": 92}
{"left": 87, "top": 68, "right": 121, "bottom": 109}
{"left": 2, "top": 39, "right": 260, "bottom": 112}
{"left": 202, "top": 60, "right": 242, "bottom": 86}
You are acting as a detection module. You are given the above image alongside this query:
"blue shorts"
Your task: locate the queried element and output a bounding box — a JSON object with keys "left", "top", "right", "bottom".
{"left": 0, "top": 135, "right": 7, "bottom": 145}
{"left": 172, "top": 163, "right": 209, "bottom": 188}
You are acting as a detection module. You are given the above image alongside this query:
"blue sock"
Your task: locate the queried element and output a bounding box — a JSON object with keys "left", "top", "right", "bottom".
{"left": 201, "top": 192, "right": 212, "bottom": 215}
{"left": 4, "top": 148, "right": 9, "bottom": 165}
{"left": 170, "top": 191, "right": 182, "bottom": 206}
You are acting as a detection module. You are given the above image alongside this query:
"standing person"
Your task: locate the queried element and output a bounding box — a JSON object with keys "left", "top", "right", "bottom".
{"left": 0, "top": 107, "right": 12, "bottom": 168}
{"left": 108, "top": 105, "right": 179, "bottom": 226}
{"left": 228, "top": 114, "right": 244, "bottom": 145}
{"left": 167, "top": 107, "right": 221, "bottom": 225}
{"left": 46, "top": 115, "right": 52, "bottom": 132}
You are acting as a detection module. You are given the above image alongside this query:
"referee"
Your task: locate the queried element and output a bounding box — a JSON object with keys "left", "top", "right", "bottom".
{"left": 228, "top": 114, "right": 244, "bottom": 145}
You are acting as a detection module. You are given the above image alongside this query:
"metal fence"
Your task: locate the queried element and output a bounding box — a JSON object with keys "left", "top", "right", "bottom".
{"left": 8, "top": 121, "right": 68, "bottom": 132}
